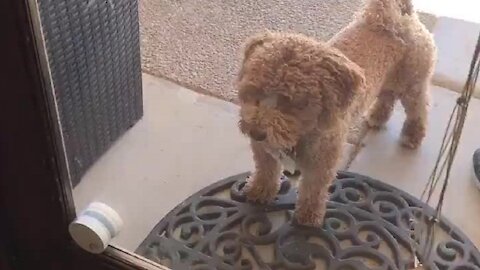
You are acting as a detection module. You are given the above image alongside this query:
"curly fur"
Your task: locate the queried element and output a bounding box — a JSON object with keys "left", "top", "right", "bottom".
{"left": 237, "top": 0, "right": 436, "bottom": 226}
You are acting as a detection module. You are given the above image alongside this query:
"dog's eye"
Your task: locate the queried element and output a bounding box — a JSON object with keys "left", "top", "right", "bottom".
{"left": 296, "top": 98, "right": 309, "bottom": 108}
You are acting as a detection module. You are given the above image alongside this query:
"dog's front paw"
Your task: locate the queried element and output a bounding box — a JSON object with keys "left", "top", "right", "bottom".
{"left": 293, "top": 204, "right": 325, "bottom": 227}
{"left": 244, "top": 176, "right": 280, "bottom": 204}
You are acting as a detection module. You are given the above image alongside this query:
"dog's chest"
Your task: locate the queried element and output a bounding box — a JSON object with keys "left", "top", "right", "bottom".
{"left": 279, "top": 151, "right": 296, "bottom": 173}
{"left": 265, "top": 147, "right": 297, "bottom": 173}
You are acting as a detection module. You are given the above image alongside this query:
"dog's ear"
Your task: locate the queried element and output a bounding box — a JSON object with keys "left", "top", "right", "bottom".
{"left": 243, "top": 32, "right": 274, "bottom": 61}
{"left": 238, "top": 32, "right": 274, "bottom": 83}
{"left": 320, "top": 52, "right": 365, "bottom": 111}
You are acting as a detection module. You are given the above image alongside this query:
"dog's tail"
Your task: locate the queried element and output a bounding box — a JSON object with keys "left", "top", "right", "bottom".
{"left": 362, "top": 0, "right": 414, "bottom": 32}
{"left": 396, "top": 0, "right": 414, "bottom": 15}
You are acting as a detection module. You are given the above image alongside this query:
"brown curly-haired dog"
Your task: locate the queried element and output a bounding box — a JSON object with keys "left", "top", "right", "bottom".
{"left": 237, "top": 0, "right": 436, "bottom": 226}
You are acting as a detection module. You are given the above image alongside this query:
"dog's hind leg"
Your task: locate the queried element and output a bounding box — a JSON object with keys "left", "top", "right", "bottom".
{"left": 245, "top": 141, "right": 282, "bottom": 203}
{"left": 366, "top": 89, "right": 398, "bottom": 128}
{"left": 399, "top": 80, "right": 429, "bottom": 149}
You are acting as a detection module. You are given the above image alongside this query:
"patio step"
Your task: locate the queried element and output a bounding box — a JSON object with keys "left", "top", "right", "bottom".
{"left": 432, "top": 17, "right": 480, "bottom": 97}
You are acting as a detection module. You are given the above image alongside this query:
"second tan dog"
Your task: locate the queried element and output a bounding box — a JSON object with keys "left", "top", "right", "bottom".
{"left": 237, "top": 0, "right": 436, "bottom": 226}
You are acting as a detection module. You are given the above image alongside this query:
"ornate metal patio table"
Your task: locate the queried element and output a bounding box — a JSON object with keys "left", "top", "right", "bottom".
{"left": 136, "top": 171, "right": 480, "bottom": 270}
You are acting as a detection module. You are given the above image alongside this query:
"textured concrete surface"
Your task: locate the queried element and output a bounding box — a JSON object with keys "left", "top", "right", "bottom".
{"left": 139, "top": 0, "right": 436, "bottom": 102}
{"left": 350, "top": 86, "right": 480, "bottom": 247}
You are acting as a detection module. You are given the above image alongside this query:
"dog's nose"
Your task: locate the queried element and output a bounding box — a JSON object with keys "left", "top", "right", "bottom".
{"left": 249, "top": 130, "right": 267, "bottom": 141}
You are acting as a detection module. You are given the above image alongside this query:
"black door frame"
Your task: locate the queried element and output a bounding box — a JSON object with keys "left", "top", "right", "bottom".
{"left": 0, "top": 0, "right": 166, "bottom": 269}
